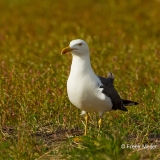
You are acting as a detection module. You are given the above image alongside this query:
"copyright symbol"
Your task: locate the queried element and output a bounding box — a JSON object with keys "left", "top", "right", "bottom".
{"left": 121, "top": 144, "right": 125, "bottom": 149}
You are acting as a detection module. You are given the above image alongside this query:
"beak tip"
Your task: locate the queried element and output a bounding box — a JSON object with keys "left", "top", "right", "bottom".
{"left": 61, "top": 46, "right": 71, "bottom": 55}
{"left": 61, "top": 50, "right": 66, "bottom": 54}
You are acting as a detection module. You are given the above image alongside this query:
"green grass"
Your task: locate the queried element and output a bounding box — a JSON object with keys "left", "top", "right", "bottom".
{"left": 0, "top": 0, "right": 160, "bottom": 159}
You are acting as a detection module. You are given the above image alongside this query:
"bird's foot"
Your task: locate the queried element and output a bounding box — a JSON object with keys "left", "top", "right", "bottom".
{"left": 72, "top": 136, "right": 83, "bottom": 143}
{"left": 72, "top": 133, "right": 88, "bottom": 143}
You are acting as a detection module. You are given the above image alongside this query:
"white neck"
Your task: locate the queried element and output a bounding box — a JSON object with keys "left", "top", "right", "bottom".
{"left": 70, "top": 54, "right": 94, "bottom": 76}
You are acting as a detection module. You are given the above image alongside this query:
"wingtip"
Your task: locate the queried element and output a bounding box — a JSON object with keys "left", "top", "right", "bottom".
{"left": 134, "top": 102, "right": 139, "bottom": 105}
{"left": 130, "top": 102, "right": 139, "bottom": 106}
{"left": 122, "top": 99, "right": 139, "bottom": 106}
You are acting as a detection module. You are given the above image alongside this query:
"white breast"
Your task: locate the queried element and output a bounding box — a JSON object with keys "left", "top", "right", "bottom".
{"left": 67, "top": 53, "right": 113, "bottom": 115}
{"left": 67, "top": 68, "right": 112, "bottom": 114}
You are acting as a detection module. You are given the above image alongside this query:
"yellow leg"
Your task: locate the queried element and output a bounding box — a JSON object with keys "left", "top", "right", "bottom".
{"left": 97, "top": 116, "right": 102, "bottom": 138}
{"left": 98, "top": 116, "right": 102, "bottom": 131}
{"left": 84, "top": 112, "right": 89, "bottom": 136}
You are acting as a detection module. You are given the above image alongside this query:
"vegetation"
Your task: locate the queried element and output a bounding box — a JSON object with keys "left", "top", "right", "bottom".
{"left": 0, "top": 0, "right": 160, "bottom": 159}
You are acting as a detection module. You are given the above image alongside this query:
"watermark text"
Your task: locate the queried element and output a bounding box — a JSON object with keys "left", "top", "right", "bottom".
{"left": 121, "top": 143, "right": 157, "bottom": 150}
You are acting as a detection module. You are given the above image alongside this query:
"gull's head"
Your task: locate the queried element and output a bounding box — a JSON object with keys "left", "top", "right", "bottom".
{"left": 61, "top": 39, "right": 89, "bottom": 56}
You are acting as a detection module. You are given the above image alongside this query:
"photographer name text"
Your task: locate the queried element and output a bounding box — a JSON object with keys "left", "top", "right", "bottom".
{"left": 121, "top": 144, "right": 157, "bottom": 150}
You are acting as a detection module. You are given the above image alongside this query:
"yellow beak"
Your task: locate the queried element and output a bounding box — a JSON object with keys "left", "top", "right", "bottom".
{"left": 61, "top": 46, "right": 73, "bottom": 54}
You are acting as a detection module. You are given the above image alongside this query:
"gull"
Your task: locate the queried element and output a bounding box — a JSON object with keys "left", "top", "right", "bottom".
{"left": 61, "top": 39, "right": 138, "bottom": 135}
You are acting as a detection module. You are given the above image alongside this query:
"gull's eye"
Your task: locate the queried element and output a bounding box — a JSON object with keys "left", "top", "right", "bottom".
{"left": 78, "top": 43, "right": 82, "bottom": 46}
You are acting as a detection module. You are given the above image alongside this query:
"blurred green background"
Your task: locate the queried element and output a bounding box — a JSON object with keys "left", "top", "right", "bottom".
{"left": 0, "top": 0, "right": 160, "bottom": 159}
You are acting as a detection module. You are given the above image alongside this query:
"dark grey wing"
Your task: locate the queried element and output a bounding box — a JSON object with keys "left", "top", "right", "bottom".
{"left": 98, "top": 72, "right": 114, "bottom": 86}
{"left": 98, "top": 74, "right": 128, "bottom": 111}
